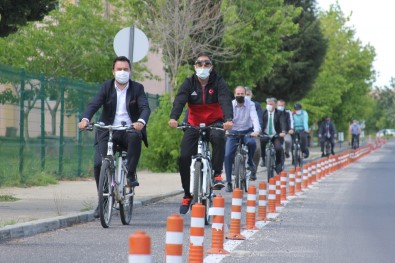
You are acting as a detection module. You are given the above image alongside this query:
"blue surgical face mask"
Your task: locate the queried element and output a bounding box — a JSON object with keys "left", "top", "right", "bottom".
{"left": 195, "top": 68, "right": 211, "bottom": 80}
{"left": 277, "top": 106, "right": 284, "bottom": 111}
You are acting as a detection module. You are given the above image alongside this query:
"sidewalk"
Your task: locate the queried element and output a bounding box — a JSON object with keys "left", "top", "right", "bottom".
{"left": 0, "top": 171, "right": 182, "bottom": 242}
{"left": 0, "top": 145, "right": 326, "bottom": 242}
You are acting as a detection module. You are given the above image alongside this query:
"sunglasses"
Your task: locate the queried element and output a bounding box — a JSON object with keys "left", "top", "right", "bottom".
{"left": 195, "top": 60, "right": 212, "bottom": 68}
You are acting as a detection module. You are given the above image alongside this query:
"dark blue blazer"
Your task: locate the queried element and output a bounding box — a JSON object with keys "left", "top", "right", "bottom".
{"left": 82, "top": 79, "right": 151, "bottom": 147}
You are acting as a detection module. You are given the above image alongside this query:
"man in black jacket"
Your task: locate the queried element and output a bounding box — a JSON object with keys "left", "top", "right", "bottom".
{"left": 78, "top": 56, "right": 151, "bottom": 217}
{"left": 260, "top": 97, "right": 287, "bottom": 175}
{"left": 318, "top": 116, "right": 337, "bottom": 156}
{"left": 168, "top": 53, "right": 233, "bottom": 214}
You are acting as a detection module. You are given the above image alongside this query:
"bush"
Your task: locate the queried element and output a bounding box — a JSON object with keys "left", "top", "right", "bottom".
{"left": 140, "top": 93, "right": 185, "bottom": 172}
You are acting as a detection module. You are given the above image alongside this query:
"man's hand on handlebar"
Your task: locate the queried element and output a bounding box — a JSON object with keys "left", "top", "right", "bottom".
{"left": 78, "top": 119, "right": 89, "bottom": 130}
{"left": 288, "top": 129, "right": 294, "bottom": 135}
{"left": 223, "top": 121, "right": 233, "bottom": 130}
{"left": 168, "top": 119, "right": 178, "bottom": 128}
{"left": 250, "top": 132, "right": 259, "bottom": 137}
{"left": 279, "top": 132, "right": 286, "bottom": 138}
{"left": 132, "top": 122, "right": 145, "bottom": 131}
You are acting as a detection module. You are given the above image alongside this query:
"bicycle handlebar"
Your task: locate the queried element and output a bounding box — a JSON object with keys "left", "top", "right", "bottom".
{"left": 177, "top": 123, "right": 225, "bottom": 131}
{"left": 81, "top": 122, "right": 134, "bottom": 132}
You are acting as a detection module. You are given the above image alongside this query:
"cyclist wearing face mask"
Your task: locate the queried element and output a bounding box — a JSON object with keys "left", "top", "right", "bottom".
{"left": 277, "top": 99, "right": 294, "bottom": 159}
{"left": 260, "top": 97, "right": 287, "bottom": 174}
{"left": 292, "top": 103, "right": 310, "bottom": 158}
{"left": 168, "top": 53, "right": 233, "bottom": 214}
{"left": 224, "top": 86, "right": 261, "bottom": 192}
{"left": 78, "top": 56, "right": 151, "bottom": 218}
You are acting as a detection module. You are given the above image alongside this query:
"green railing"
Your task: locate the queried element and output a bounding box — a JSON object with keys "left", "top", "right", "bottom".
{"left": 0, "top": 63, "right": 159, "bottom": 185}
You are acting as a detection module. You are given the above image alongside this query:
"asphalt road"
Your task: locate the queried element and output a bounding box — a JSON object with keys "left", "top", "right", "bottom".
{"left": 0, "top": 143, "right": 394, "bottom": 263}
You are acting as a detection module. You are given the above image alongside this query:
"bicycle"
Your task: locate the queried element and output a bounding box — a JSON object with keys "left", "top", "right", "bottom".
{"left": 291, "top": 131, "right": 304, "bottom": 169}
{"left": 321, "top": 137, "right": 332, "bottom": 157}
{"left": 262, "top": 134, "right": 283, "bottom": 181}
{"left": 177, "top": 123, "right": 224, "bottom": 225}
{"left": 86, "top": 122, "right": 135, "bottom": 228}
{"left": 227, "top": 133, "right": 250, "bottom": 193}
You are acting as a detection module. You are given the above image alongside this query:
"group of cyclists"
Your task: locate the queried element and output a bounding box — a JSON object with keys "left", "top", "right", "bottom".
{"left": 78, "top": 54, "right": 362, "bottom": 217}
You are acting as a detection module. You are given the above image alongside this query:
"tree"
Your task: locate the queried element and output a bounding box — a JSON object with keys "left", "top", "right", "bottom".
{"left": 0, "top": 0, "right": 150, "bottom": 136}
{"left": 144, "top": 0, "right": 233, "bottom": 97}
{"left": 0, "top": 0, "right": 57, "bottom": 37}
{"left": 216, "top": 0, "right": 301, "bottom": 93}
{"left": 255, "top": 0, "right": 327, "bottom": 102}
{"left": 302, "top": 4, "right": 376, "bottom": 133}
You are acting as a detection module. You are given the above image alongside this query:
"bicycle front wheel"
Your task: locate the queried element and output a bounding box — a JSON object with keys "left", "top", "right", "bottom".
{"left": 120, "top": 179, "right": 134, "bottom": 225}
{"left": 233, "top": 154, "right": 243, "bottom": 190}
{"left": 98, "top": 159, "right": 114, "bottom": 228}
{"left": 266, "top": 149, "right": 274, "bottom": 181}
{"left": 192, "top": 161, "right": 202, "bottom": 205}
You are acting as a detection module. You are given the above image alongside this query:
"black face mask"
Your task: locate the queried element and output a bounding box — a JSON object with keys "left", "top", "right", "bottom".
{"left": 235, "top": 96, "right": 245, "bottom": 103}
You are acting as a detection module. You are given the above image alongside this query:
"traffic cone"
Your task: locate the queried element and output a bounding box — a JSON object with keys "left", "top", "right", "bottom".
{"left": 189, "top": 203, "right": 205, "bottom": 262}
{"left": 302, "top": 164, "right": 308, "bottom": 190}
{"left": 257, "top": 181, "right": 267, "bottom": 221}
{"left": 165, "top": 214, "right": 184, "bottom": 263}
{"left": 280, "top": 170, "right": 287, "bottom": 202}
{"left": 268, "top": 177, "right": 276, "bottom": 213}
{"left": 275, "top": 175, "right": 282, "bottom": 208}
{"left": 245, "top": 185, "right": 258, "bottom": 230}
{"left": 128, "top": 231, "right": 151, "bottom": 263}
{"left": 288, "top": 168, "right": 295, "bottom": 197}
{"left": 226, "top": 188, "right": 245, "bottom": 240}
{"left": 206, "top": 195, "right": 229, "bottom": 254}
{"left": 295, "top": 166, "right": 302, "bottom": 193}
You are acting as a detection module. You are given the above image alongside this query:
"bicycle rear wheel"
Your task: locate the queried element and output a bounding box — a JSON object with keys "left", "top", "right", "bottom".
{"left": 98, "top": 159, "right": 114, "bottom": 228}
{"left": 120, "top": 176, "right": 134, "bottom": 225}
{"left": 325, "top": 140, "right": 331, "bottom": 156}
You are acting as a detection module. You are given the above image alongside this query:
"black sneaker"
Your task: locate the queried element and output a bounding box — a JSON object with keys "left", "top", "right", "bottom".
{"left": 213, "top": 175, "right": 225, "bottom": 190}
{"left": 179, "top": 197, "right": 192, "bottom": 214}
{"left": 225, "top": 183, "right": 233, "bottom": 192}
{"left": 331, "top": 150, "right": 335, "bottom": 155}
{"left": 285, "top": 152, "right": 290, "bottom": 158}
{"left": 127, "top": 177, "right": 140, "bottom": 187}
{"left": 249, "top": 171, "right": 257, "bottom": 181}
{"left": 321, "top": 153, "right": 325, "bottom": 158}
{"left": 93, "top": 206, "right": 99, "bottom": 218}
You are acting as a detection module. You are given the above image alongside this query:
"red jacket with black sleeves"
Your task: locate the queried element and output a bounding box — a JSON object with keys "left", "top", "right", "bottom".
{"left": 170, "top": 70, "right": 233, "bottom": 126}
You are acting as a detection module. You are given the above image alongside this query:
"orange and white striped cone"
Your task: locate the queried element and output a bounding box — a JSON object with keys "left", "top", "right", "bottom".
{"left": 307, "top": 163, "right": 312, "bottom": 187}
{"left": 302, "top": 164, "right": 308, "bottom": 190}
{"left": 280, "top": 170, "right": 288, "bottom": 205}
{"left": 165, "top": 214, "right": 184, "bottom": 263}
{"left": 226, "top": 188, "right": 245, "bottom": 240}
{"left": 206, "top": 195, "right": 229, "bottom": 254}
{"left": 267, "top": 177, "right": 279, "bottom": 219}
{"left": 275, "top": 175, "right": 282, "bottom": 210}
{"left": 129, "top": 231, "right": 151, "bottom": 263}
{"left": 287, "top": 168, "right": 296, "bottom": 199}
{"left": 311, "top": 162, "right": 317, "bottom": 184}
{"left": 189, "top": 203, "right": 205, "bottom": 262}
{"left": 316, "top": 161, "right": 322, "bottom": 182}
{"left": 257, "top": 181, "right": 267, "bottom": 221}
{"left": 295, "top": 166, "right": 302, "bottom": 194}
{"left": 245, "top": 185, "right": 259, "bottom": 230}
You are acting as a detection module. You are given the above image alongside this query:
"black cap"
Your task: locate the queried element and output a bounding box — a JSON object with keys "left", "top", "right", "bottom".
{"left": 294, "top": 103, "right": 302, "bottom": 110}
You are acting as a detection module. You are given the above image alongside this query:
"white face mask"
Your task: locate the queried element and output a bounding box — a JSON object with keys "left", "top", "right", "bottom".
{"left": 277, "top": 106, "right": 284, "bottom": 111}
{"left": 266, "top": 105, "right": 273, "bottom": 112}
{"left": 295, "top": 110, "right": 302, "bottom": 115}
{"left": 245, "top": 95, "right": 251, "bottom": 100}
{"left": 195, "top": 68, "right": 211, "bottom": 80}
{"left": 114, "top": 70, "right": 130, "bottom": 84}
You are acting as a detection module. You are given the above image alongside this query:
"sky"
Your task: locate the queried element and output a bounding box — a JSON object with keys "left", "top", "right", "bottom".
{"left": 316, "top": 0, "right": 394, "bottom": 87}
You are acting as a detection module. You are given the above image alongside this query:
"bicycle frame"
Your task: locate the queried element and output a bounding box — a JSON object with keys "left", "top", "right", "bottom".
{"left": 227, "top": 133, "right": 249, "bottom": 192}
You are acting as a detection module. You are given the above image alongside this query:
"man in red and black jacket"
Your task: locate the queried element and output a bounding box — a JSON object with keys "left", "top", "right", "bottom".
{"left": 169, "top": 53, "right": 233, "bottom": 214}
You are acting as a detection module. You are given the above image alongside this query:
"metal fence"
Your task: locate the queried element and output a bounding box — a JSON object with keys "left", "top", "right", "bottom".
{"left": 0, "top": 63, "right": 159, "bottom": 185}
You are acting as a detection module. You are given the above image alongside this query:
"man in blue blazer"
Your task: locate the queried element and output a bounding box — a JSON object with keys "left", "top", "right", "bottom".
{"left": 78, "top": 56, "right": 151, "bottom": 217}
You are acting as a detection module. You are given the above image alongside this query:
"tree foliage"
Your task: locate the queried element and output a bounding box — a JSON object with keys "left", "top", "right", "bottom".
{"left": 255, "top": 0, "right": 327, "bottom": 102}
{"left": 302, "top": 4, "right": 376, "bottom": 133}
{"left": 140, "top": 93, "right": 185, "bottom": 172}
{"left": 215, "top": 0, "right": 300, "bottom": 94}
{"left": 0, "top": 0, "right": 57, "bottom": 37}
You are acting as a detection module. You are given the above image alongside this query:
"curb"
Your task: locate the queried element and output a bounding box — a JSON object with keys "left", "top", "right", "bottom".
{"left": 0, "top": 190, "right": 183, "bottom": 243}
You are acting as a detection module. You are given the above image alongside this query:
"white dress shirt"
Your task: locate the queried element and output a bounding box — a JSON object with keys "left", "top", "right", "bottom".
{"left": 232, "top": 98, "right": 261, "bottom": 133}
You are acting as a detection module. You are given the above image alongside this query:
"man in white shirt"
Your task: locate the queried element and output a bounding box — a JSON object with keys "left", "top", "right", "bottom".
{"left": 224, "top": 86, "right": 261, "bottom": 192}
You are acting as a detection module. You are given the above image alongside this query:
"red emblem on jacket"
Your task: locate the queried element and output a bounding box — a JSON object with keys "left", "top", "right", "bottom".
{"left": 209, "top": 89, "right": 214, "bottom": 95}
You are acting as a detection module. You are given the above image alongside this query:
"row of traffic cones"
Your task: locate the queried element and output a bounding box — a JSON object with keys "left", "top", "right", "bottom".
{"left": 127, "top": 143, "right": 382, "bottom": 262}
